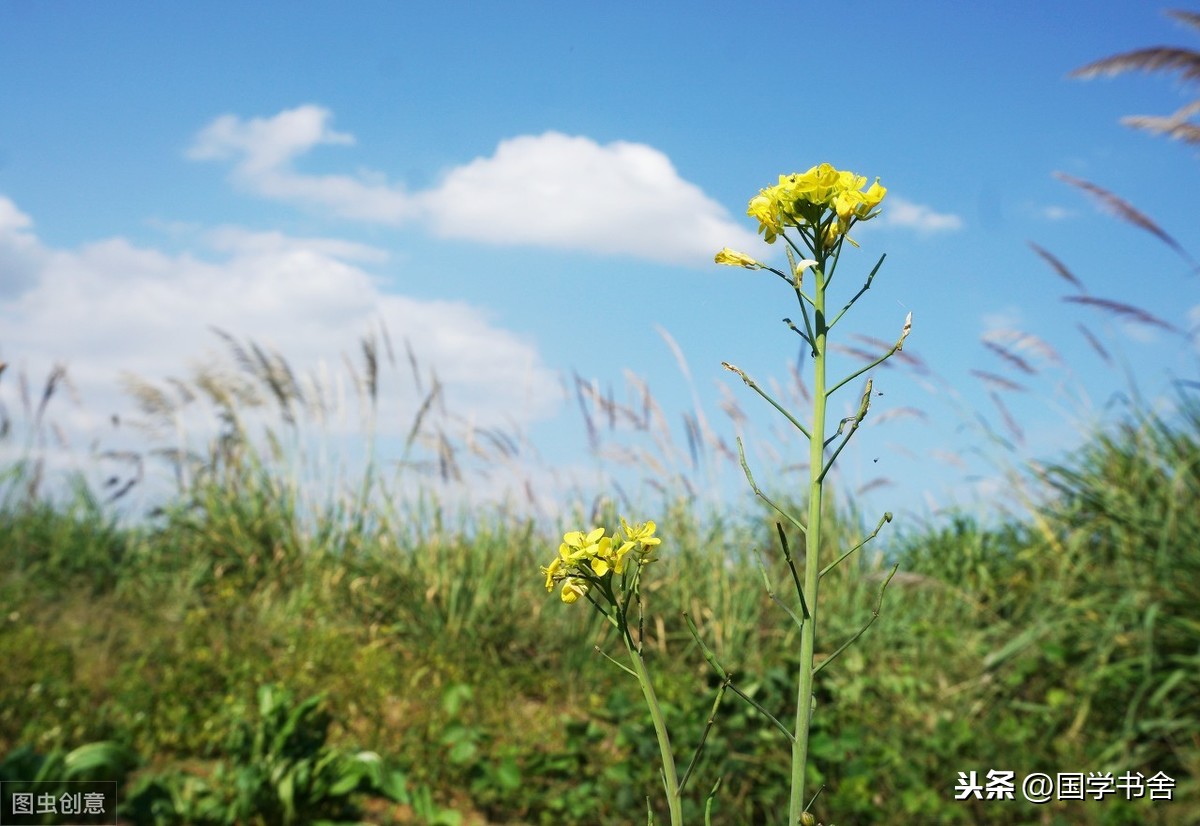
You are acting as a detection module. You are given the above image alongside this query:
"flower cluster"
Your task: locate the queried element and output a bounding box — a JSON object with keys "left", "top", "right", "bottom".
{"left": 541, "top": 518, "right": 661, "bottom": 604}
{"left": 745, "top": 163, "right": 886, "bottom": 246}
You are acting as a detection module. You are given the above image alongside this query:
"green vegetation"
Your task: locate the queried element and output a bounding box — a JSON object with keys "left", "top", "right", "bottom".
{"left": 1, "top": 341, "right": 1196, "bottom": 824}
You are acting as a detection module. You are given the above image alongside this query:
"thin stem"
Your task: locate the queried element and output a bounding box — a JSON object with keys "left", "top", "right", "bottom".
{"left": 798, "top": 302, "right": 817, "bottom": 357}
{"left": 782, "top": 317, "right": 814, "bottom": 352}
{"left": 723, "top": 363, "right": 812, "bottom": 440}
{"left": 826, "top": 307, "right": 911, "bottom": 398}
{"left": 827, "top": 254, "right": 887, "bottom": 330}
{"left": 819, "top": 511, "right": 893, "bottom": 579}
{"left": 679, "top": 677, "right": 729, "bottom": 794}
{"left": 735, "top": 436, "right": 807, "bottom": 535}
{"left": 594, "top": 644, "right": 638, "bottom": 678}
{"left": 776, "top": 522, "right": 810, "bottom": 620}
{"left": 728, "top": 683, "right": 795, "bottom": 742}
{"left": 825, "top": 348, "right": 891, "bottom": 400}
{"left": 684, "top": 612, "right": 795, "bottom": 742}
{"left": 753, "top": 546, "right": 805, "bottom": 632}
{"left": 814, "top": 564, "right": 899, "bottom": 676}
{"left": 623, "top": 619, "right": 682, "bottom": 826}
{"left": 818, "top": 379, "right": 871, "bottom": 484}
{"left": 790, "top": 254, "right": 828, "bottom": 824}
{"left": 704, "top": 778, "right": 723, "bottom": 826}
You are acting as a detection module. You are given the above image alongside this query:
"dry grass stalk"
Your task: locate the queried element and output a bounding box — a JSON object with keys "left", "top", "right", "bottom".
{"left": 982, "top": 341, "right": 1037, "bottom": 376}
{"left": 971, "top": 370, "right": 1027, "bottom": 394}
{"left": 1062, "top": 295, "right": 1180, "bottom": 334}
{"left": 1069, "top": 9, "right": 1200, "bottom": 82}
{"left": 1070, "top": 9, "right": 1200, "bottom": 145}
{"left": 1027, "top": 242, "right": 1086, "bottom": 292}
{"left": 1122, "top": 100, "right": 1200, "bottom": 143}
{"left": 982, "top": 329, "right": 1062, "bottom": 366}
{"left": 1054, "top": 173, "right": 1197, "bottom": 270}
{"left": 1076, "top": 324, "right": 1114, "bottom": 366}
{"left": 989, "top": 392, "right": 1025, "bottom": 446}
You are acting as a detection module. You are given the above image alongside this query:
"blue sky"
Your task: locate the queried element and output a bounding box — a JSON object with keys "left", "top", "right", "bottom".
{"left": 1, "top": 1, "right": 1198, "bottom": 530}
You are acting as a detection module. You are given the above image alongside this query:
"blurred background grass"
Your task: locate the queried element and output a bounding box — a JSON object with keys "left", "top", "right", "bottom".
{"left": 1, "top": 326, "right": 1197, "bottom": 824}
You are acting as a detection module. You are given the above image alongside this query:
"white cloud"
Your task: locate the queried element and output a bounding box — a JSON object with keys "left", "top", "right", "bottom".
{"left": 880, "top": 196, "right": 963, "bottom": 234}
{"left": 0, "top": 196, "right": 46, "bottom": 298}
{"left": 416, "top": 132, "right": 762, "bottom": 265}
{"left": 187, "top": 106, "right": 762, "bottom": 266}
{"left": 0, "top": 197, "right": 561, "bottom": 455}
{"left": 187, "top": 105, "right": 355, "bottom": 174}
{"left": 188, "top": 106, "right": 415, "bottom": 224}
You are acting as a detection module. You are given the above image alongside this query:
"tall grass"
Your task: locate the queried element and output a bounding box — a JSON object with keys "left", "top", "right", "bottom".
{"left": 1, "top": 315, "right": 1197, "bottom": 823}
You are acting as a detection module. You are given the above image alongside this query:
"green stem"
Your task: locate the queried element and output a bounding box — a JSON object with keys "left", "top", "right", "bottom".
{"left": 790, "top": 260, "right": 828, "bottom": 824}
{"left": 624, "top": 621, "right": 682, "bottom": 826}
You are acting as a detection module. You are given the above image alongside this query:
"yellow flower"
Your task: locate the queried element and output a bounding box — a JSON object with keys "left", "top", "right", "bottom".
{"left": 832, "top": 190, "right": 863, "bottom": 224}
{"left": 560, "top": 527, "right": 605, "bottom": 563}
{"left": 864, "top": 179, "right": 886, "bottom": 207}
{"left": 541, "top": 556, "right": 563, "bottom": 591}
{"left": 588, "top": 535, "right": 616, "bottom": 576}
{"left": 741, "top": 165, "right": 885, "bottom": 246}
{"left": 560, "top": 577, "right": 589, "bottom": 604}
{"left": 714, "top": 248, "right": 763, "bottom": 269}
{"left": 836, "top": 168, "right": 867, "bottom": 193}
{"left": 621, "top": 518, "right": 661, "bottom": 554}
{"left": 611, "top": 540, "right": 637, "bottom": 574}
{"left": 747, "top": 193, "right": 783, "bottom": 244}
{"left": 856, "top": 179, "right": 887, "bottom": 219}
{"left": 822, "top": 219, "right": 844, "bottom": 248}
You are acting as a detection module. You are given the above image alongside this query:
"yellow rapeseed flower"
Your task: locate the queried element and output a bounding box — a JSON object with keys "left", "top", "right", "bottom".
{"left": 560, "top": 577, "right": 589, "bottom": 604}
{"left": 745, "top": 165, "right": 886, "bottom": 247}
{"left": 612, "top": 539, "right": 637, "bottom": 574}
{"left": 714, "top": 248, "right": 764, "bottom": 269}
{"left": 588, "top": 534, "right": 617, "bottom": 576}
{"left": 859, "top": 179, "right": 887, "bottom": 217}
{"left": 541, "top": 556, "right": 563, "bottom": 591}
{"left": 560, "top": 527, "right": 605, "bottom": 564}
{"left": 621, "top": 518, "right": 661, "bottom": 554}
{"left": 748, "top": 193, "right": 783, "bottom": 243}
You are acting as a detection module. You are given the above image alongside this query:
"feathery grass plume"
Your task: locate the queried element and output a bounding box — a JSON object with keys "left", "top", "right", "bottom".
{"left": 873, "top": 406, "right": 928, "bottom": 425}
{"left": 1070, "top": 9, "right": 1200, "bottom": 144}
{"left": 572, "top": 372, "right": 599, "bottom": 451}
{"left": 1053, "top": 172, "right": 1198, "bottom": 271}
{"left": 1062, "top": 295, "right": 1181, "bottom": 334}
{"left": 982, "top": 340, "right": 1037, "bottom": 375}
{"left": 971, "top": 370, "right": 1028, "bottom": 394}
{"left": 1122, "top": 99, "right": 1200, "bottom": 143}
{"left": 34, "top": 364, "right": 66, "bottom": 429}
{"left": 989, "top": 391, "right": 1025, "bottom": 446}
{"left": 717, "top": 383, "right": 747, "bottom": 428}
{"left": 831, "top": 342, "right": 896, "bottom": 367}
{"left": 855, "top": 477, "right": 893, "bottom": 496}
{"left": 360, "top": 334, "right": 379, "bottom": 407}
{"left": 1027, "top": 241, "right": 1087, "bottom": 292}
{"left": 982, "top": 328, "right": 1063, "bottom": 366}
{"left": 1076, "top": 323, "right": 1114, "bottom": 366}
{"left": 403, "top": 337, "right": 423, "bottom": 395}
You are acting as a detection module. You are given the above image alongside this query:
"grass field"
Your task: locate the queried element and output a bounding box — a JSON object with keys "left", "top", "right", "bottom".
{"left": 1, "top": 331, "right": 1197, "bottom": 824}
